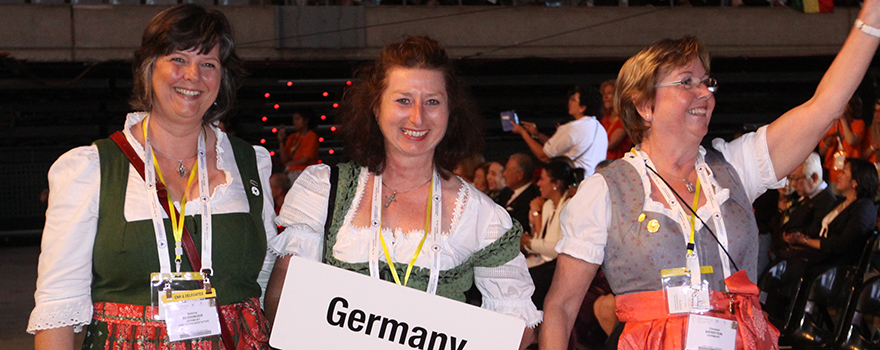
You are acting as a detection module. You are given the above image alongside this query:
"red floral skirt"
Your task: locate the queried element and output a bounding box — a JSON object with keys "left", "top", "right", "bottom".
{"left": 84, "top": 298, "right": 269, "bottom": 350}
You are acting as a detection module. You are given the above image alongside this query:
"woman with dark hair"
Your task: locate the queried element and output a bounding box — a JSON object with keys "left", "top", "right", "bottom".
{"left": 265, "top": 36, "right": 541, "bottom": 348}
{"left": 784, "top": 158, "right": 878, "bottom": 268}
{"left": 523, "top": 157, "right": 581, "bottom": 308}
{"left": 541, "top": 0, "right": 880, "bottom": 347}
{"left": 276, "top": 110, "right": 319, "bottom": 183}
{"left": 30, "top": 5, "right": 275, "bottom": 349}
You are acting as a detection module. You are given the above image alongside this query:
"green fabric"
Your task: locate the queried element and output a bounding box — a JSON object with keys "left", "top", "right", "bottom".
{"left": 91, "top": 136, "right": 266, "bottom": 306}
{"left": 322, "top": 162, "right": 523, "bottom": 302}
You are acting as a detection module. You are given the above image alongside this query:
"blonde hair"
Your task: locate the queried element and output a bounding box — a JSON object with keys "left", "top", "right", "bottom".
{"left": 615, "top": 36, "right": 710, "bottom": 144}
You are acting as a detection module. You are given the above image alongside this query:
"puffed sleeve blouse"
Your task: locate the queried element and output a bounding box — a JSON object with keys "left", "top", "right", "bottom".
{"left": 28, "top": 112, "right": 278, "bottom": 334}
{"left": 270, "top": 164, "right": 543, "bottom": 327}
{"left": 556, "top": 125, "right": 785, "bottom": 266}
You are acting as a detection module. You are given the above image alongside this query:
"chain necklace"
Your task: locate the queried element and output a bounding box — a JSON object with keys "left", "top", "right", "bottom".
{"left": 151, "top": 145, "right": 198, "bottom": 178}
{"left": 381, "top": 178, "right": 432, "bottom": 208}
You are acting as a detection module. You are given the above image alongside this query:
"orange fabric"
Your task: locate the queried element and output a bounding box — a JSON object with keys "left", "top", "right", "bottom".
{"left": 283, "top": 130, "right": 319, "bottom": 173}
{"left": 820, "top": 119, "right": 865, "bottom": 183}
{"left": 600, "top": 115, "right": 633, "bottom": 161}
{"left": 614, "top": 270, "right": 779, "bottom": 350}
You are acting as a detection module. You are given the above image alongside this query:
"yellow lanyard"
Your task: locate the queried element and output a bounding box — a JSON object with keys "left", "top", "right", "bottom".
{"left": 143, "top": 119, "right": 199, "bottom": 270}
{"left": 378, "top": 177, "right": 432, "bottom": 287}
{"left": 686, "top": 180, "right": 701, "bottom": 255}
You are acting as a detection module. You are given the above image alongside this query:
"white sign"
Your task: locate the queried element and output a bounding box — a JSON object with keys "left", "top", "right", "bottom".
{"left": 270, "top": 257, "right": 525, "bottom": 350}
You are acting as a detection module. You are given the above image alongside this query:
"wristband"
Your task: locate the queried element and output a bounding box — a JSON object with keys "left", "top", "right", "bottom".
{"left": 856, "top": 19, "right": 880, "bottom": 38}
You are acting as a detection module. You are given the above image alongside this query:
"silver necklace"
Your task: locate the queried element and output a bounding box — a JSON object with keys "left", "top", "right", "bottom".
{"left": 382, "top": 178, "right": 432, "bottom": 208}
{"left": 152, "top": 146, "right": 197, "bottom": 178}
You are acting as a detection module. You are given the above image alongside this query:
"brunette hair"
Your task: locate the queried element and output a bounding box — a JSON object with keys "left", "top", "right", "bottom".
{"left": 847, "top": 158, "right": 879, "bottom": 200}
{"left": 131, "top": 4, "right": 244, "bottom": 124}
{"left": 615, "top": 36, "right": 710, "bottom": 144}
{"left": 339, "top": 36, "right": 483, "bottom": 176}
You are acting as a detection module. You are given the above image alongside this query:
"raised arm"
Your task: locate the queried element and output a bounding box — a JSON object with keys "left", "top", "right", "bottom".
{"left": 766, "top": 1, "right": 880, "bottom": 179}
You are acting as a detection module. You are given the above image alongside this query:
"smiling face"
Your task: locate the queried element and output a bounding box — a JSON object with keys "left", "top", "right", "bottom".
{"left": 644, "top": 59, "right": 715, "bottom": 145}
{"left": 536, "top": 169, "right": 560, "bottom": 199}
{"left": 376, "top": 67, "right": 449, "bottom": 164}
{"left": 150, "top": 46, "right": 221, "bottom": 123}
{"left": 836, "top": 162, "right": 855, "bottom": 194}
{"left": 487, "top": 162, "right": 505, "bottom": 191}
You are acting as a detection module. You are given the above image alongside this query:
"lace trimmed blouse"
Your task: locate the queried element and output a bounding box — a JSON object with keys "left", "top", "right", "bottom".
{"left": 28, "top": 112, "right": 277, "bottom": 334}
{"left": 271, "top": 164, "right": 543, "bottom": 327}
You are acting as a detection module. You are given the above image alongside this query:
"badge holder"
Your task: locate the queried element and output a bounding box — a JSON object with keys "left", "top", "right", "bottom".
{"left": 661, "top": 263, "right": 712, "bottom": 315}
{"left": 661, "top": 264, "right": 739, "bottom": 350}
{"left": 150, "top": 271, "right": 222, "bottom": 342}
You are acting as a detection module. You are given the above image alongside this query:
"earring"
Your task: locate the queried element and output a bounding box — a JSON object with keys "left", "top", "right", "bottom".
{"left": 553, "top": 186, "right": 558, "bottom": 191}
{"left": 645, "top": 114, "right": 652, "bottom": 121}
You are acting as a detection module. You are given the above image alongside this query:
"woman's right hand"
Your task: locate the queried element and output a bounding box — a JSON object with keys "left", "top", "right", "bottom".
{"left": 276, "top": 125, "right": 287, "bottom": 143}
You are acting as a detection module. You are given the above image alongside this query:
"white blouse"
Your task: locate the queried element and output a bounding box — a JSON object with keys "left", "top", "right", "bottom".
{"left": 28, "top": 112, "right": 277, "bottom": 334}
{"left": 556, "top": 126, "right": 785, "bottom": 265}
{"left": 526, "top": 195, "right": 570, "bottom": 268}
{"left": 271, "top": 164, "right": 543, "bottom": 327}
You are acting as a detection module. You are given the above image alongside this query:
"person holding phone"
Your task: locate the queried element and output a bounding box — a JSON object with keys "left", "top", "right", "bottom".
{"left": 511, "top": 86, "right": 607, "bottom": 176}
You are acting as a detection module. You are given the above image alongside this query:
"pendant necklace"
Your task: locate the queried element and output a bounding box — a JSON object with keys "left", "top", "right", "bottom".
{"left": 152, "top": 146, "right": 198, "bottom": 178}
{"left": 382, "top": 178, "right": 432, "bottom": 208}
{"left": 684, "top": 179, "right": 696, "bottom": 193}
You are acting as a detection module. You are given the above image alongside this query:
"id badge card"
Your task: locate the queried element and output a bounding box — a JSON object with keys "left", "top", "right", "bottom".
{"left": 161, "top": 288, "right": 222, "bottom": 342}
{"left": 149, "top": 272, "right": 221, "bottom": 342}
{"left": 661, "top": 266, "right": 712, "bottom": 314}
{"left": 150, "top": 272, "right": 204, "bottom": 320}
{"left": 684, "top": 313, "right": 738, "bottom": 350}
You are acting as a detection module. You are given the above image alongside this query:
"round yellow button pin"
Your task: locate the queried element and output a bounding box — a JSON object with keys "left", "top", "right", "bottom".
{"left": 647, "top": 219, "right": 660, "bottom": 233}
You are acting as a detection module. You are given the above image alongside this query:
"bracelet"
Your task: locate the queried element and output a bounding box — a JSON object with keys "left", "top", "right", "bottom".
{"left": 856, "top": 19, "right": 880, "bottom": 38}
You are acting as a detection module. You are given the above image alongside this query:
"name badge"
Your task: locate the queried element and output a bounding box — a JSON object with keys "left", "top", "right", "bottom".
{"left": 684, "top": 314, "right": 738, "bottom": 350}
{"left": 161, "top": 288, "right": 222, "bottom": 342}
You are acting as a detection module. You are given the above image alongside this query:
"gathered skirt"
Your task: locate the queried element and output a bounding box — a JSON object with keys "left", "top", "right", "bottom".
{"left": 83, "top": 298, "right": 270, "bottom": 350}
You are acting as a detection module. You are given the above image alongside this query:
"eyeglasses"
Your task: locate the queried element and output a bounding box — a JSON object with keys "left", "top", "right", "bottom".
{"left": 655, "top": 77, "right": 718, "bottom": 93}
{"left": 787, "top": 175, "right": 806, "bottom": 182}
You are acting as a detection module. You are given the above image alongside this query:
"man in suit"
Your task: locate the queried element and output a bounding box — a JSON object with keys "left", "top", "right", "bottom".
{"left": 784, "top": 153, "right": 838, "bottom": 239}
{"left": 776, "top": 152, "right": 837, "bottom": 262}
{"left": 499, "top": 153, "right": 541, "bottom": 236}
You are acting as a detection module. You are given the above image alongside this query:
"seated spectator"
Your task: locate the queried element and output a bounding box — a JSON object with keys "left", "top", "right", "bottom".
{"left": 819, "top": 95, "right": 865, "bottom": 191}
{"left": 598, "top": 79, "right": 633, "bottom": 161}
{"left": 784, "top": 152, "right": 838, "bottom": 236}
{"left": 771, "top": 153, "right": 837, "bottom": 264}
{"left": 784, "top": 158, "right": 878, "bottom": 270}
{"left": 499, "top": 153, "right": 542, "bottom": 235}
{"left": 485, "top": 161, "right": 507, "bottom": 204}
{"left": 510, "top": 86, "right": 607, "bottom": 176}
